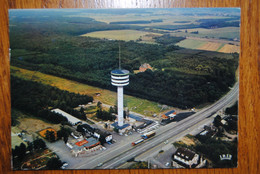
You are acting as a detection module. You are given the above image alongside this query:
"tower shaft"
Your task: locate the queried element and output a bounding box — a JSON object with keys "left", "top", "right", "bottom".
{"left": 117, "top": 86, "right": 124, "bottom": 127}
{"left": 111, "top": 69, "right": 129, "bottom": 128}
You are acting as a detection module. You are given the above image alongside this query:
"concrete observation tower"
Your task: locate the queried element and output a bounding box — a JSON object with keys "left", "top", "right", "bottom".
{"left": 111, "top": 69, "right": 129, "bottom": 127}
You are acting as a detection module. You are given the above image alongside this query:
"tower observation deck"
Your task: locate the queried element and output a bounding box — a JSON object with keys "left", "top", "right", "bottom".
{"left": 111, "top": 69, "right": 129, "bottom": 127}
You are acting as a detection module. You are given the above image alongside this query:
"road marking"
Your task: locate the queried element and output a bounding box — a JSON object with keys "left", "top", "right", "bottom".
{"left": 74, "top": 82, "right": 238, "bottom": 169}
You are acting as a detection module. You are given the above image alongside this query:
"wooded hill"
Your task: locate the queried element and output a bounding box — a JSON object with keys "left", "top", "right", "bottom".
{"left": 9, "top": 9, "right": 239, "bottom": 109}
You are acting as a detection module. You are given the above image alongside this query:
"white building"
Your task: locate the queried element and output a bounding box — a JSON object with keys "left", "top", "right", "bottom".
{"left": 51, "top": 108, "right": 82, "bottom": 126}
{"left": 173, "top": 148, "right": 199, "bottom": 168}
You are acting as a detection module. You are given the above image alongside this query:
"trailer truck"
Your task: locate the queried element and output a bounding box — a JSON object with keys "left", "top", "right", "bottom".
{"left": 141, "top": 131, "right": 156, "bottom": 139}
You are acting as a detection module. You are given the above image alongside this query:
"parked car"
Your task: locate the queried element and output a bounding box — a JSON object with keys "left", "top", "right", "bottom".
{"left": 61, "top": 162, "right": 69, "bottom": 169}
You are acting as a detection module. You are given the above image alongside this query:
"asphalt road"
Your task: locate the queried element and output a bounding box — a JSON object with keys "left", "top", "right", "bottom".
{"left": 72, "top": 82, "right": 239, "bottom": 169}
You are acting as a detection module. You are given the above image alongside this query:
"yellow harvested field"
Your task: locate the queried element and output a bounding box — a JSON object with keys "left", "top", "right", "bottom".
{"left": 81, "top": 30, "right": 162, "bottom": 42}
{"left": 218, "top": 44, "right": 240, "bottom": 53}
{"left": 176, "top": 38, "right": 239, "bottom": 53}
{"left": 197, "top": 42, "right": 222, "bottom": 51}
{"left": 17, "top": 118, "right": 61, "bottom": 134}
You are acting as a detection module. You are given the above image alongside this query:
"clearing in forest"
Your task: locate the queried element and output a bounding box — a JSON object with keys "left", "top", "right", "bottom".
{"left": 11, "top": 66, "right": 167, "bottom": 116}
{"left": 17, "top": 117, "right": 61, "bottom": 134}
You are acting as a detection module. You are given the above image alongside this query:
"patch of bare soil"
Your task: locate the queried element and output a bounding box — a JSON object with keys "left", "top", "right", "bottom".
{"left": 180, "top": 136, "right": 195, "bottom": 146}
{"left": 17, "top": 118, "right": 60, "bottom": 133}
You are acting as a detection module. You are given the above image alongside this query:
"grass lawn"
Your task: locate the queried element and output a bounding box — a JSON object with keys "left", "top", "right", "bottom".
{"left": 11, "top": 127, "right": 25, "bottom": 149}
{"left": 11, "top": 66, "right": 166, "bottom": 116}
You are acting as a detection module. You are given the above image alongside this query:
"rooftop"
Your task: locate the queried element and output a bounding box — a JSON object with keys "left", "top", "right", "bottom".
{"left": 51, "top": 108, "right": 81, "bottom": 124}
{"left": 129, "top": 114, "right": 143, "bottom": 121}
{"left": 72, "top": 137, "right": 100, "bottom": 150}
{"left": 174, "top": 147, "right": 196, "bottom": 161}
{"left": 111, "top": 69, "right": 129, "bottom": 75}
{"left": 111, "top": 122, "right": 130, "bottom": 130}
{"left": 164, "top": 110, "right": 176, "bottom": 116}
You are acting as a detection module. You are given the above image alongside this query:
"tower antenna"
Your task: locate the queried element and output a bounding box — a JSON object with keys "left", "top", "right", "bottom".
{"left": 119, "top": 42, "right": 121, "bottom": 70}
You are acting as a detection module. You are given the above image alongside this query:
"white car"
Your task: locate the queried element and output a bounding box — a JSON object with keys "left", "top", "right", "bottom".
{"left": 97, "top": 163, "right": 103, "bottom": 167}
{"left": 165, "top": 162, "right": 170, "bottom": 167}
{"left": 61, "top": 162, "right": 69, "bottom": 169}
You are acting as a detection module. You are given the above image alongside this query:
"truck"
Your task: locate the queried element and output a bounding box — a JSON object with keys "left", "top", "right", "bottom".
{"left": 141, "top": 131, "right": 156, "bottom": 139}
{"left": 132, "top": 139, "right": 144, "bottom": 146}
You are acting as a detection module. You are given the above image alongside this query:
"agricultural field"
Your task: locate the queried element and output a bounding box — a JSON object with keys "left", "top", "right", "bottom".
{"left": 176, "top": 39, "right": 207, "bottom": 49}
{"left": 81, "top": 29, "right": 162, "bottom": 43}
{"left": 82, "top": 13, "right": 195, "bottom": 25}
{"left": 176, "top": 38, "right": 240, "bottom": 53}
{"left": 198, "top": 42, "right": 223, "bottom": 52}
{"left": 170, "top": 27, "right": 240, "bottom": 40}
{"left": 84, "top": 11, "right": 229, "bottom": 27}
{"left": 218, "top": 44, "right": 240, "bottom": 53}
{"left": 11, "top": 66, "right": 168, "bottom": 116}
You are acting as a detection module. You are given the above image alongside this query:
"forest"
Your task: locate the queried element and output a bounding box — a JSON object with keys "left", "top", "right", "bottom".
{"left": 11, "top": 76, "right": 93, "bottom": 124}
{"left": 9, "top": 9, "right": 239, "bottom": 109}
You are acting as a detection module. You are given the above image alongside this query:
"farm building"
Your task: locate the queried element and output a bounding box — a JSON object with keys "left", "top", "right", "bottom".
{"left": 51, "top": 108, "right": 82, "bottom": 126}
{"left": 139, "top": 63, "right": 152, "bottom": 72}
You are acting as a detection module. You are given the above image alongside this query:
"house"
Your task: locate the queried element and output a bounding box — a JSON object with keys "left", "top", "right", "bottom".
{"left": 172, "top": 148, "right": 200, "bottom": 168}
{"left": 81, "top": 124, "right": 112, "bottom": 143}
{"left": 81, "top": 124, "right": 96, "bottom": 135}
{"left": 201, "top": 125, "right": 217, "bottom": 137}
{"left": 51, "top": 108, "right": 82, "bottom": 126}
{"left": 94, "top": 129, "right": 113, "bottom": 143}
{"left": 162, "top": 110, "right": 177, "bottom": 120}
{"left": 139, "top": 63, "right": 153, "bottom": 72}
{"left": 67, "top": 137, "right": 102, "bottom": 157}
{"left": 71, "top": 131, "right": 83, "bottom": 139}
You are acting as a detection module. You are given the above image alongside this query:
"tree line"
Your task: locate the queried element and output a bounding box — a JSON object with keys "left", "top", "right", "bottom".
{"left": 11, "top": 76, "right": 93, "bottom": 124}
